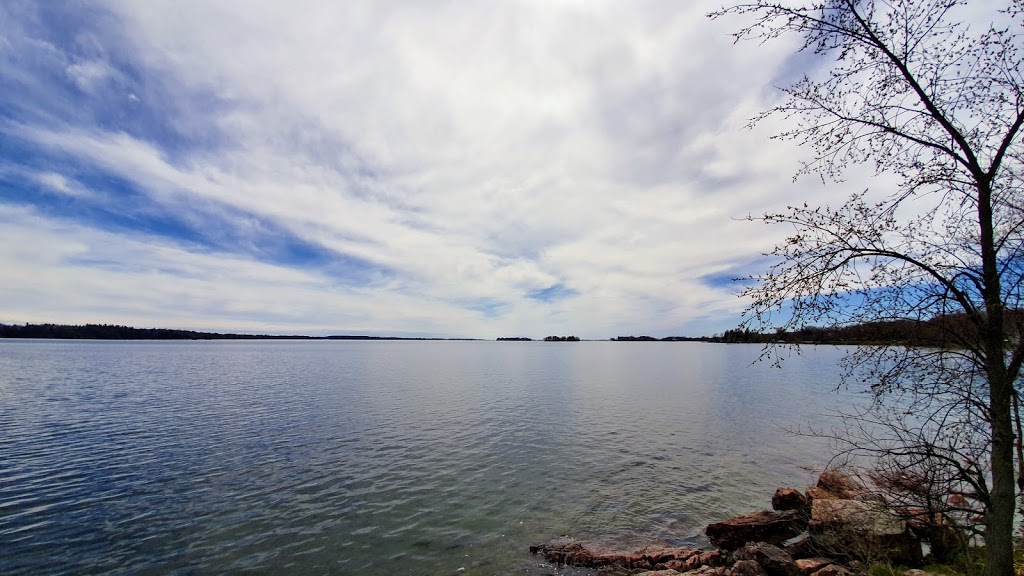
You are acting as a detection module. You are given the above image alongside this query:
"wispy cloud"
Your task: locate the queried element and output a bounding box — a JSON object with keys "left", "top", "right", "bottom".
{"left": 0, "top": 0, "right": 876, "bottom": 338}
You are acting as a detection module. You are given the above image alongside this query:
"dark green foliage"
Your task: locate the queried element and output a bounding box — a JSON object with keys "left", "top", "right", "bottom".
{"left": 0, "top": 323, "right": 300, "bottom": 340}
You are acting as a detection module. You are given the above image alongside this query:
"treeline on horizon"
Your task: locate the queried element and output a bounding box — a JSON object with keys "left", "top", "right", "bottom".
{"left": 0, "top": 323, "right": 469, "bottom": 341}
{"left": 496, "top": 336, "right": 583, "bottom": 341}
{"left": 712, "top": 311, "right": 1024, "bottom": 346}
{"left": 6, "top": 314, "right": 1018, "bottom": 344}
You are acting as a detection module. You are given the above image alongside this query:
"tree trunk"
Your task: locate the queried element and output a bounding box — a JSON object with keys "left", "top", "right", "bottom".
{"left": 979, "top": 175, "right": 1015, "bottom": 576}
{"left": 988, "top": 370, "right": 1016, "bottom": 576}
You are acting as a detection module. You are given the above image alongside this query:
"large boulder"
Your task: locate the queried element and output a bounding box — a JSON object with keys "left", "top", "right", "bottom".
{"left": 816, "top": 470, "right": 863, "bottom": 498}
{"left": 706, "top": 510, "right": 807, "bottom": 550}
{"left": 808, "top": 499, "right": 922, "bottom": 565}
{"left": 772, "top": 488, "right": 810, "bottom": 514}
{"left": 806, "top": 470, "right": 864, "bottom": 503}
{"left": 734, "top": 542, "right": 798, "bottom": 576}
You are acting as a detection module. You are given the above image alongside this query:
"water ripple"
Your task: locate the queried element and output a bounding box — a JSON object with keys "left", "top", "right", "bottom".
{"left": 0, "top": 340, "right": 852, "bottom": 575}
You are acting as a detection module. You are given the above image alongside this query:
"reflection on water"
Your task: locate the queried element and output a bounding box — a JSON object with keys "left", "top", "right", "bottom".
{"left": 0, "top": 340, "right": 855, "bottom": 575}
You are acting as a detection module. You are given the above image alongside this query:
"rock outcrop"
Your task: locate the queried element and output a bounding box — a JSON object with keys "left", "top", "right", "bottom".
{"left": 809, "top": 498, "right": 922, "bottom": 565}
{"left": 531, "top": 469, "right": 939, "bottom": 576}
{"left": 528, "top": 537, "right": 708, "bottom": 571}
{"left": 705, "top": 510, "right": 807, "bottom": 549}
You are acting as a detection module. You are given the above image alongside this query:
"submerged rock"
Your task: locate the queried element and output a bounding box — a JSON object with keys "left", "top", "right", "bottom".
{"left": 705, "top": 510, "right": 807, "bottom": 549}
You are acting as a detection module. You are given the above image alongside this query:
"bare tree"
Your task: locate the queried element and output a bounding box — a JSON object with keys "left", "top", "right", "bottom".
{"left": 813, "top": 390, "right": 986, "bottom": 561}
{"left": 710, "top": 1, "right": 1024, "bottom": 573}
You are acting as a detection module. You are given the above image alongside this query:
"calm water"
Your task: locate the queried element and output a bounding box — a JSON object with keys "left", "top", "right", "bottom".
{"left": 0, "top": 340, "right": 858, "bottom": 575}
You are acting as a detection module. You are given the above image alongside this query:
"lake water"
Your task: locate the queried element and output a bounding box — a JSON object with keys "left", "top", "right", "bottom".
{"left": 0, "top": 340, "right": 858, "bottom": 575}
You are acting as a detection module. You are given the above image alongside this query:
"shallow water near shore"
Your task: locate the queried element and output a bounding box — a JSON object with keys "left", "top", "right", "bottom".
{"left": 0, "top": 340, "right": 858, "bottom": 575}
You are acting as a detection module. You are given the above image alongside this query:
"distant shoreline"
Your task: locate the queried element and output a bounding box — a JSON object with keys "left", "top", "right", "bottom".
{"left": 0, "top": 323, "right": 479, "bottom": 341}
{"left": 0, "top": 319, "right": 956, "bottom": 345}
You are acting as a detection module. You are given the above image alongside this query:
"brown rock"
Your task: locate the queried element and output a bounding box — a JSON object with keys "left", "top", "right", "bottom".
{"left": 698, "top": 550, "right": 727, "bottom": 568}
{"left": 811, "top": 565, "right": 853, "bottom": 576}
{"left": 804, "top": 486, "right": 841, "bottom": 503}
{"left": 667, "top": 549, "right": 728, "bottom": 573}
{"left": 640, "top": 547, "right": 702, "bottom": 566}
{"left": 706, "top": 510, "right": 807, "bottom": 549}
{"left": 684, "top": 567, "right": 730, "bottom": 576}
{"left": 529, "top": 537, "right": 701, "bottom": 570}
{"left": 732, "top": 560, "right": 769, "bottom": 576}
{"left": 635, "top": 571, "right": 681, "bottom": 576}
{"left": 734, "top": 542, "right": 798, "bottom": 576}
{"left": 772, "top": 488, "right": 810, "bottom": 513}
{"left": 664, "top": 560, "right": 687, "bottom": 571}
{"left": 816, "top": 470, "right": 863, "bottom": 499}
{"left": 794, "top": 558, "right": 833, "bottom": 575}
{"left": 809, "top": 499, "right": 903, "bottom": 533}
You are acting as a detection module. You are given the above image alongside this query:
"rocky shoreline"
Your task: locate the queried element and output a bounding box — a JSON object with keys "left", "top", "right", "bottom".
{"left": 530, "top": 470, "right": 960, "bottom": 576}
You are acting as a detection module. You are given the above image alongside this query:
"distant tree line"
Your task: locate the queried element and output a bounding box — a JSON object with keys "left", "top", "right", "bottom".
{"left": 543, "top": 335, "right": 580, "bottom": 341}
{"left": 0, "top": 323, "right": 478, "bottom": 341}
{"left": 0, "top": 323, "right": 306, "bottom": 340}
{"left": 713, "top": 312, "right": 1024, "bottom": 346}
{"left": 496, "top": 337, "right": 533, "bottom": 341}
{"left": 612, "top": 335, "right": 711, "bottom": 342}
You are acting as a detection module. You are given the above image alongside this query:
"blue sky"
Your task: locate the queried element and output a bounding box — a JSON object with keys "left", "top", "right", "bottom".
{"left": 0, "top": 0, "right": 883, "bottom": 338}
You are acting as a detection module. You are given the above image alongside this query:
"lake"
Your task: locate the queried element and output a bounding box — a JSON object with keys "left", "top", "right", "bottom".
{"left": 0, "top": 340, "right": 858, "bottom": 575}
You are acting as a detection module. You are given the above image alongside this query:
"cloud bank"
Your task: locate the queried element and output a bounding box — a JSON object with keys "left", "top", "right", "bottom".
{"left": 0, "top": 0, "right": 870, "bottom": 338}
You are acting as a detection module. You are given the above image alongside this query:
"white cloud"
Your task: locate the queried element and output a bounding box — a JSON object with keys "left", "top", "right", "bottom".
{"left": 0, "top": 0, "right": 880, "bottom": 337}
{"left": 65, "top": 59, "right": 119, "bottom": 91}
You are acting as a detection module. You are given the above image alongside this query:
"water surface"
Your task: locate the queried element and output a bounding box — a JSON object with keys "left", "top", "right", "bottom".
{"left": 0, "top": 340, "right": 856, "bottom": 575}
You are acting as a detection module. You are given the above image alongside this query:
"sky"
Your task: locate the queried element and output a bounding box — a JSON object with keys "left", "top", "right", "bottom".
{"left": 0, "top": 0, "right": 882, "bottom": 339}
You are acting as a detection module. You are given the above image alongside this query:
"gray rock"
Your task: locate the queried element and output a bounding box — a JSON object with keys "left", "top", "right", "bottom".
{"left": 808, "top": 499, "right": 922, "bottom": 566}
{"left": 732, "top": 560, "right": 769, "bottom": 576}
{"left": 734, "top": 542, "right": 798, "bottom": 576}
